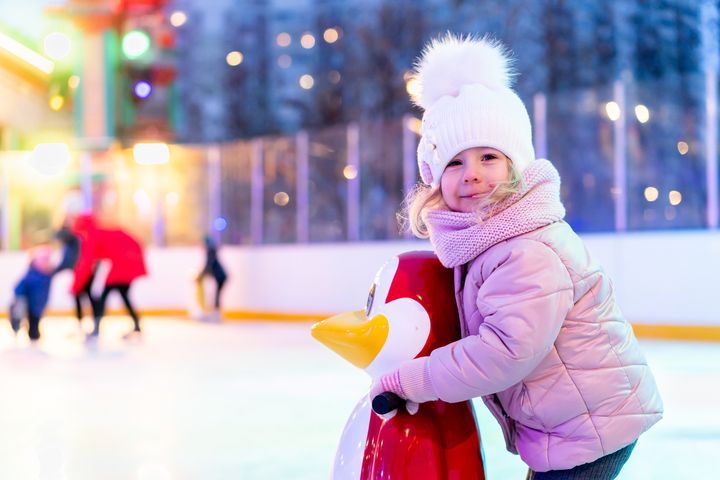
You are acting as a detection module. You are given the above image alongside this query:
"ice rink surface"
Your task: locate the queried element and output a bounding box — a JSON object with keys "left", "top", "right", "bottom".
{"left": 0, "top": 317, "right": 717, "bottom": 480}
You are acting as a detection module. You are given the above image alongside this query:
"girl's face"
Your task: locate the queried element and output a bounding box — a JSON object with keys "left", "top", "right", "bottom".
{"left": 440, "top": 146, "right": 511, "bottom": 212}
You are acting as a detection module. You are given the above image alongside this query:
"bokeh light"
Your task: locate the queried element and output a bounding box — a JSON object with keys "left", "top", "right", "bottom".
{"left": 644, "top": 186, "right": 659, "bottom": 202}
{"left": 299, "top": 74, "right": 314, "bottom": 89}
{"left": 677, "top": 141, "right": 689, "bottom": 155}
{"left": 605, "top": 102, "right": 621, "bottom": 121}
{"left": 665, "top": 206, "right": 677, "bottom": 221}
{"left": 170, "top": 11, "right": 188, "bottom": 27}
{"left": 276, "top": 32, "right": 291, "bottom": 47}
{"left": 583, "top": 173, "right": 596, "bottom": 189}
{"left": 405, "top": 78, "right": 421, "bottom": 97}
{"left": 300, "top": 33, "right": 315, "bottom": 49}
{"left": 343, "top": 165, "right": 358, "bottom": 180}
{"left": 635, "top": 104, "right": 650, "bottom": 123}
{"left": 122, "top": 30, "right": 151, "bottom": 59}
{"left": 213, "top": 216, "right": 228, "bottom": 231}
{"left": 133, "top": 143, "right": 170, "bottom": 165}
{"left": 273, "top": 192, "right": 290, "bottom": 206}
{"left": 405, "top": 117, "right": 422, "bottom": 135}
{"left": 43, "top": 32, "right": 71, "bottom": 61}
{"left": 669, "top": 190, "right": 682, "bottom": 206}
{"left": 68, "top": 75, "right": 80, "bottom": 89}
{"left": 133, "top": 189, "right": 153, "bottom": 215}
{"left": 328, "top": 70, "right": 341, "bottom": 84}
{"left": 49, "top": 95, "right": 64, "bottom": 110}
{"left": 277, "top": 54, "right": 291, "bottom": 68}
{"left": 226, "top": 51, "right": 243, "bottom": 66}
{"left": 30, "top": 143, "right": 71, "bottom": 176}
{"left": 134, "top": 80, "right": 152, "bottom": 99}
{"left": 323, "top": 28, "right": 339, "bottom": 43}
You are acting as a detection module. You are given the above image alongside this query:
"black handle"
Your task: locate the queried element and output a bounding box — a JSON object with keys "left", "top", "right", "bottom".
{"left": 372, "top": 392, "right": 405, "bottom": 415}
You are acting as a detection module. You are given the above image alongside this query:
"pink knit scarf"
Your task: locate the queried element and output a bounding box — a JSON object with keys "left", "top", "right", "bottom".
{"left": 424, "top": 159, "right": 566, "bottom": 268}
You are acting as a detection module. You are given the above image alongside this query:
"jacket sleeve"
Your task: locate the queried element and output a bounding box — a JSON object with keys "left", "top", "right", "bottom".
{"left": 425, "top": 240, "right": 574, "bottom": 403}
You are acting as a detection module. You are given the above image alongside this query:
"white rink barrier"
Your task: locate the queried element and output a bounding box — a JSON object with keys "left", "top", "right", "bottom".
{"left": 0, "top": 231, "right": 718, "bottom": 326}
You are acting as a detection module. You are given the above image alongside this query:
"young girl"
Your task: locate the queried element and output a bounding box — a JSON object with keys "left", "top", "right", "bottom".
{"left": 372, "top": 35, "right": 663, "bottom": 479}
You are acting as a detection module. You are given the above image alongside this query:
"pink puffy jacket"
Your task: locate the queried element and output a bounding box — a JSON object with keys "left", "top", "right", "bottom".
{"left": 425, "top": 220, "right": 663, "bottom": 472}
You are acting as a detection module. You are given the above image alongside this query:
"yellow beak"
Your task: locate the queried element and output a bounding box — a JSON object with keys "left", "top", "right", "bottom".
{"left": 311, "top": 310, "right": 389, "bottom": 369}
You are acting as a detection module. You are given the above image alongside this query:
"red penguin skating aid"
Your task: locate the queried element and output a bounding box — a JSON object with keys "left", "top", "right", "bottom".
{"left": 312, "top": 251, "right": 486, "bottom": 479}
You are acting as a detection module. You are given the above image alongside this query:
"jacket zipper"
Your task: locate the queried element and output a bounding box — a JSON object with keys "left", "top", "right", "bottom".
{"left": 483, "top": 394, "right": 518, "bottom": 454}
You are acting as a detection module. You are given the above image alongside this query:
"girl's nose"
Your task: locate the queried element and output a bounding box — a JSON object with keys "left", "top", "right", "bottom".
{"left": 463, "top": 168, "right": 481, "bottom": 183}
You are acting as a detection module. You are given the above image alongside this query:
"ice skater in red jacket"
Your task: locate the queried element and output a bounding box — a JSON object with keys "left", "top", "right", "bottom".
{"left": 71, "top": 213, "right": 147, "bottom": 340}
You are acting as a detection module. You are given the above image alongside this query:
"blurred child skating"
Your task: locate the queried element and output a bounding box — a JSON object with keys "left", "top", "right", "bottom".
{"left": 55, "top": 224, "right": 97, "bottom": 334}
{"left": 9, "top": 246, "right": 54, "bottom": 342}
{"left": 195, "top": 235, "right": 227, "bottom": 322}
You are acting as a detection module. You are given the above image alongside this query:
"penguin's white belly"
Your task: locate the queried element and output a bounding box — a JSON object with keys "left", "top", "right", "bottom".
{"left": 332, "top": 396, "right": 371, "bottom": 480}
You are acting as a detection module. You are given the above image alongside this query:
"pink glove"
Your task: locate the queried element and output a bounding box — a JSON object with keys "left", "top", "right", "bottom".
{"left": 369, "top": 370, "right": 419, "bottom": 419}
{"left": 369, "top": 356, "right": 439, "bottom": 418}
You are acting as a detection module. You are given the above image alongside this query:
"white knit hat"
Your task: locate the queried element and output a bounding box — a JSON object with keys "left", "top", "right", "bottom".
{"left": 412, "top": 34, "right": 535, "bottom": 187}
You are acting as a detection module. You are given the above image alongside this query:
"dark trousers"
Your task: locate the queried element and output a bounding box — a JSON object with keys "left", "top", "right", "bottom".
{"left": 214, "top": 278, "right": 226, "bottom": 309}
{"left": 75, "top": 280, "right": 97, "bottom": 323}
{"left": 527, "top": 440, "right": 637, "bottom": 480}
{"left": 75, "top": 295, "right": 86, "bottom": 321}
{"left": 10, "top": 298, "right": 42, "bottom": 340}
{"left": 93, "top": 283, "right": 141, "bottom": 334}
{"left": 27, "top": 312, "right": 41, "bottom": 341}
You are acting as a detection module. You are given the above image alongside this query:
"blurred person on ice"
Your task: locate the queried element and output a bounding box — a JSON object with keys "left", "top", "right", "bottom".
{"left": 196, "top": 234, "right": 228, "bottom": 322}
{"left": 71, "top": 213, "right": 147, "bottom": 340}
{"left": 9, "top": 246, "right": 55, "bottom": 342}
{"left": 55, "top": 222, "right": 98, "bottom": 331}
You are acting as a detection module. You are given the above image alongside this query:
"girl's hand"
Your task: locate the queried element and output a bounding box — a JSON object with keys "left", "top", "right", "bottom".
{"left": 369, "top": 374, "right": 419, "bottom": 419}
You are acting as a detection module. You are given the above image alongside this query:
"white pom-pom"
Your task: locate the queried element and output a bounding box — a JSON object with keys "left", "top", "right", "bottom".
{"left": 411, "top": 33, "right": 515, "bottom": 110}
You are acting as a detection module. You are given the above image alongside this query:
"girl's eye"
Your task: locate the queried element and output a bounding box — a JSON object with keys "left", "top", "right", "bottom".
{"left": 482, "top": 154, "right": 497, "bottom": 162}
{"left": 447, "top": 159, "right": 462, "bottom": 167}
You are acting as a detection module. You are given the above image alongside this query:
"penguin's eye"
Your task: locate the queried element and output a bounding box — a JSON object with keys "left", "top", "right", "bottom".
{"left": 366, "top": 283, "right": 376, "bottom": 316}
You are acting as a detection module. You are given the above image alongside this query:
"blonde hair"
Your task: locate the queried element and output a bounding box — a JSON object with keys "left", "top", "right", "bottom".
{"left": 398, "top": 157, "right": 524, "bottom": 239}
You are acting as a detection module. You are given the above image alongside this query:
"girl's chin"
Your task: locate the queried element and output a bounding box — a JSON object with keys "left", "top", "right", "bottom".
{"left": 454, "top": 198, "right": 483, "bottom": 212}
